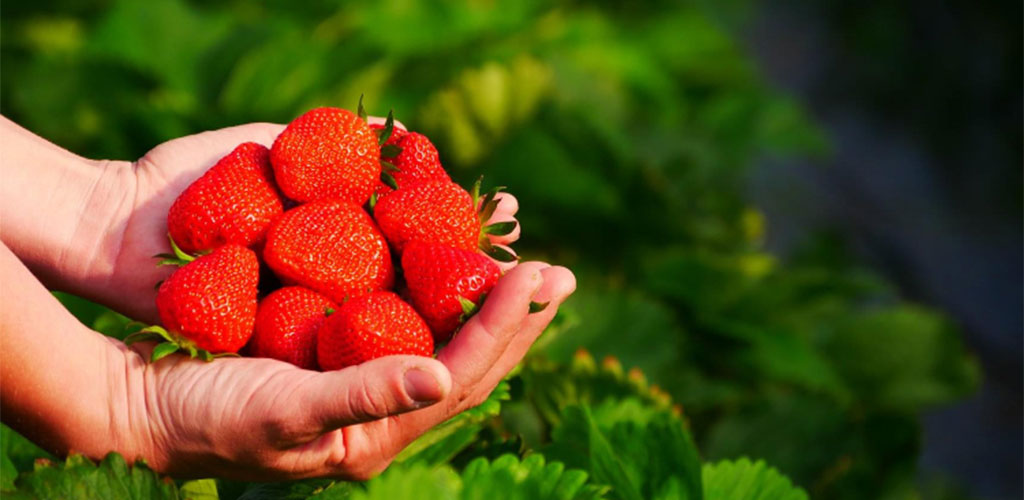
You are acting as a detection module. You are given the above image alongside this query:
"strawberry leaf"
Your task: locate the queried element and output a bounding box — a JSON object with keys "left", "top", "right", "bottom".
{"left": 150, "top": 342, "right": 181, "bottom": 362}
{"left": 458, "top": 296, "right": 478, "bottom": 316}
{"left": 542, "top": 405, "right": 702, "bottom": 500}
{"left": 380, "top": 160, "right": 400, "bottom": 173}
{"left": 483, "top": 245, "right": 518, "bottom": 263}
{"left": 477, "top": 186, "right": 506, "bottom": 224}
{"left": 350, "top": 455, "right": 607, "bottom": 500}
{"left": 380, "top": 171, "right": 400, "bottom": 190}
{"left": 368, "top": 192, "right": 378, "bottom": 213}
{"left": 178, "top": 479, "right": 218, "bottom": 500}
{"left": 470, "top": 176, "right": 483, "bottom": 207}
{"left": 1, "top": 425, "right": 53, "bottom": 492}
{"left": 483, "top": 221, "right": 517, "bottom": 236}
{"left": 395, "top": 382, "right": 510, "bottom": 466}
{"left": 10, "top": 452, "right": 178, "bottom": 499}
{"left": 377, "top": 110, "right": 395, "bottom": 146}
{"left": 381, "top": 144, "right": 403, "bottom": 158}
{"left": 529, "top": 301, "right": 550, "bottom": 313}
{"left": 702, "top": 459, "right": 809, "bottom": 500}
{"left": 357, "top": 94, "right": 368, "bottom": 121}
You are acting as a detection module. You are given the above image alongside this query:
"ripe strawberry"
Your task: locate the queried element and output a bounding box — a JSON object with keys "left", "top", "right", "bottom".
{"left": 270, "top": 107, "right": 380, "bottom": 204}
{"left": 402, "top": 241, "right": 501, "bottom": 343}
{"left": 250, "top": 287, "right": 336, "bottom": 370}
{"left": 142, "top": 245, "right": 259, "bottom": 357}
{"left": 167, "top": 142, "right": 283, "bottom": 253}
{"left": 373, "top": 181, "right": 478, "bottom": 255}
{"left": 263, "top": 199, "right": 394, "bottom": 304}
{"left": 369, "top": 125, "right": 449, "bottom": 196}
{"left": 318, "top": 291, "right": 434, "bottom": 370}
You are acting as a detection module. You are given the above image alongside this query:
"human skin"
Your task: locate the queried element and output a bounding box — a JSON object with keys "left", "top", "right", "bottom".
{"left": 0, "top": 116, "right": 574, "bottom": 479}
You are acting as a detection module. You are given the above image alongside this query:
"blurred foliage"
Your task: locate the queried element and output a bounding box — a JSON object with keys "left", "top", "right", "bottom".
{"left": 1, "top": 0, "right": 979, "bottom": 498}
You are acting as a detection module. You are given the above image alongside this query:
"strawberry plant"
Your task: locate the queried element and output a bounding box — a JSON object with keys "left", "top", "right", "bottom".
{"left": 0, "top": 0, "right": 981, "bottom": 498}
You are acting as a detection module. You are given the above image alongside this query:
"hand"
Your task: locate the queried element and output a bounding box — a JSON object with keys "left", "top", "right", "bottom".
{"left": 0, "top": 117, "right": 567, "bottom": 481}
{"left": 127, "top": 262, "right": 573, "bottom": 480}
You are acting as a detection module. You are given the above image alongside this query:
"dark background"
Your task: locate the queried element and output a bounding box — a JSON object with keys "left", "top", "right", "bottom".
{"left": 741, "top": 1, "right": 1021, "bottom": 497}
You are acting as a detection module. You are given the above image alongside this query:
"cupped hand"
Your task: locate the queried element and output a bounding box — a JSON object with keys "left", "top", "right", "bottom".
{"left": 106, "top": 121, "right": 562, "bottom": 480}
{"left": 129, "top": 262, "right": 574, "bottom": 480}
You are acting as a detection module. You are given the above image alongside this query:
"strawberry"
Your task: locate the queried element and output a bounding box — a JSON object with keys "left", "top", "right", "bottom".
{"left": 402, "top": 241, "right": 501, "bottom": 343}
{"left": 372, "top": 181, "right": 478, "bottom": 255}
{"left": 263, "top": 199, "right": 394, "bottom": 304}
{"left": 317, "top": 291, "right": 434, "bottom": 370}
{"left": 167, "top": 142, "right": 283, "bottom": 253}
{"left": 127, "top": 245, "right": 259, "bottom": 360}
{"left": 369, "top": 125, "right": 449, "bottom": 197}
{"left": 372, "top": 180, "right": 517, "bottom": 262}
{"left": 270, "top": 107, "right": 380, "bottom": 204}
{"left": 250, "top": 286, "right": 336, "bottom": 370}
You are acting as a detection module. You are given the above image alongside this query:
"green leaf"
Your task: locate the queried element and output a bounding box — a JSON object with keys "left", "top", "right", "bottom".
{"left": 483, "top": 221, "right": 517, "bottom": 236}
{"left": 1, "top": 425, "right": 52, "bottom": 486}
{"left": 179, "top": 478, "right": 219, "bottom": 499}
{"left": 458, "top": 296, "right": 478, "bottom": 316}
{"left": 380, "top": 171, "right": 399, "bottom": 190}
{"left": 12, "top": 452, "right": 178, "bottom": 499}
{"left": 377, "top": 110, "right": 395, "bottom": 145}
{"left": 350, "top": 456, "right": 606, "bottom": 500}
{"left": 482, "top": 244, "right": 517, "bottom": 263}
{"left": 702, "top": 458, "right": 808, "bottom": 500}
{"left": 380, "top": 160, "right": 400, "bottom": 173}
{"left": 357, "top": 94, "right": 368, "bottom": 121}
{"left": 380, "top": 144, "right": 402, "bottom": 158}
{"left": 238, "top": 479, "right": 337, "bottom": 500}
{"left": 395, "top": 382, "right": 510, "bottom": 465}
{"left": 150, "top": 342, "right": 181, "bottom": 362}
{"left": 460, "top": 454, "right": 608, "bottom": 500}
{"left": 542, "top": 405, "right": 702, "bottom": 500}
{"left": 529, "top": 301, "right": 550, "bottom": 313}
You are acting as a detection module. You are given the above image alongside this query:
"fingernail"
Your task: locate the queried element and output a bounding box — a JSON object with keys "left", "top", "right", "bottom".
{"left": 404, "top": 368, "right": 443, "bottom": 405}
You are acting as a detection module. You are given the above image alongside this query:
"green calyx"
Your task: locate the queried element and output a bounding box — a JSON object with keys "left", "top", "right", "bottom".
{"left": 152, "top": 233, "right": 205, "bottom": 267}
{"left": 472, "top": 176, "right": 519, "bottom": 263}
{"left": 458, "top": 295, "right": 480, "bottom": 323}
{"left": 123, "top": 324, "right": 238, "bottom": 363}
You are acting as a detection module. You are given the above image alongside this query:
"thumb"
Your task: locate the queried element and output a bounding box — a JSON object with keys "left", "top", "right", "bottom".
{"left": 298, "top": 355, "right": 452, "bottom": 434}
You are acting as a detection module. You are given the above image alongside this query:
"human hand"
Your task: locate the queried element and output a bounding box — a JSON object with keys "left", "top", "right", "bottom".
{"left": 125, "top": 261, "right": 573, "bottom": 480}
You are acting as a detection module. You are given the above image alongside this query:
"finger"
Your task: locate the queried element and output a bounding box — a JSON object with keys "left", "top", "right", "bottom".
{"left": 467, "top": 266, "right": 576, "bottom": 399}
{"left": 188, "top": 122, "right": 286, "bottom": 150}
{"left": 484, "top": 213, "right": 520, "bottom": 246}
{"left": 436, "top": 262, "right": 546, "bottom": 389}
{"left": 362, "top": 262, "right": 553, "bottom": 461}
{"left": 367, "top": 115, "right": 408, "bottom": 132}
{"left": 492, "top": 193, "right": 518, "bottom": 217}
{"left": 289, "top": 355, "right": 451, "bottom": 440}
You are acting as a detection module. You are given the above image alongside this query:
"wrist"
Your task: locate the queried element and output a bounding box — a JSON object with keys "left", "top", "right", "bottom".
{"left": 0, "top": 117, "right": 138, "bottom": 294}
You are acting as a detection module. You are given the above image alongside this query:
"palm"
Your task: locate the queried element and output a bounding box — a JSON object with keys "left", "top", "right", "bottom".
{"left": 113, "top": 123, "right": 285, "bottom": 322}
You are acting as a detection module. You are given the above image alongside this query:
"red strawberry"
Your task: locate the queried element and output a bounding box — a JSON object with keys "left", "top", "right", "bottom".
{"left": 250, "top": 287, "right": 336, "bottom": 370}
{"left": 402, "top": 241, "right": 501, "bottom": 343}
{"left": 373, "top": 181, "right": 479, "bottom": 255}
{"left": 263, "top": 199, "right": 394, "bottom": 303}
{"left": 270, "top": 107, "right": 380, "bottom": 204}
{"left": 370, "top": 125, "right": 449, "bottom": 196}
{"left": 318, "top": 291, "right": 434, "bottom": 370}
{"left": 167, "top": 142, "right": 283, "bottom": 253}
{"left": 151, "top": 245, "right": 260, "bottom": 355}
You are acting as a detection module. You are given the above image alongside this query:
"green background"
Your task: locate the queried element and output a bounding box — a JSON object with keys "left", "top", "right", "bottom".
{"left": 1, "top": 1, "right": 987, "bottom": 498}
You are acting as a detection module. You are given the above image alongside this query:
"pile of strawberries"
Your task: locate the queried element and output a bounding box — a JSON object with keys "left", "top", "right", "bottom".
{"left": 125, "top": 103, "right": 519, "bottom": 371}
